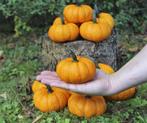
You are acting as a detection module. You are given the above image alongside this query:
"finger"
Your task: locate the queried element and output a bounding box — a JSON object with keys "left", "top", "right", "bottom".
{"left": 40, "top": 71, "right": 51, "bottom": 75}
{"left": 36, "top": 75, "right": 51, "bottom": 80}
{"left": 46, "top": 81, "right": 90, "bottom": 95}
{"left": 50, "top": 71, "right": 58, "bottom": 76}
{"left": 37, "top": 72, "right": 60, "bottom": 80}
{"left": 40, "top": 78, "right": 79, "bottom": 90}
{"left": 41, "top": 78, "right": 62, "bottom": 84}
{"left": 42, "top": 71, "right": 59, "bottom": 78}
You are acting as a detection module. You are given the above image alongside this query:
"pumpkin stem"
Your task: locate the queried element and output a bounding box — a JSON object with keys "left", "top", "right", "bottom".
{"left": 47, "top": 85, "right": 53, "bottom": 93}
{"left": 60, "top": 14, "right": 65, "bottom": 24}
{"left": 94, "top": 3, "right": 99, "bottom": 15}
{"left": 70, "top": 50, "right": 78, "bottom": 62}
{"left": 92, "top": 10, "right": 97, "bottom": 23}
{"left": 76, "top": 0, "right": 81, "bottom": 6}
{"left": 85, "top": 95, "right": 91, "bottom": 98}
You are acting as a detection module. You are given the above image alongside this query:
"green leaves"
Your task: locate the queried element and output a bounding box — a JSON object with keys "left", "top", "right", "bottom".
{"left": 0, "top": 0, "right": 146, "bottom": 36}
{"left": 14, "top": 16, "right": 32, "bottom": 37}
{"left": 0, "top": 22, "right": 147, "bottom": 123}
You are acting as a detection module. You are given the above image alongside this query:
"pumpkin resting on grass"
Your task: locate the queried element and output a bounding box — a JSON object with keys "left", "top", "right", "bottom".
{"left": 98, "top": 63, "right": 137, "bottom": 101}
{"left": 80, "top": 10, "right": 112, "bottom": 42}
{"left": 68, "top": 94, "right": 107, "bottom": 118}
{"left": 32, "top": 81, "right": 70, "bottom": 112}
{"left": 56, "top": 51, "right": 96, "bottom": 84}
{"left": 63, "top": 3, "right": 93, "bottom": 24}
{"left": 106, "top": 88, "right": 137, "bottom": 101}
{"left": 48, "top": 16, "right": 79, "bottom": 43}
{"left": 32, "top": 80, "right": 46, "bottom": 93}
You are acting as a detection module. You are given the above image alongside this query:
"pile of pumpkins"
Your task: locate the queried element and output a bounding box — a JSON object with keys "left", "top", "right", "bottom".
{"left": 48, "top": 3, "right": 114, "bottom": 43}
{"left": 32, "top": 52, "right": 136, "bottom": 118}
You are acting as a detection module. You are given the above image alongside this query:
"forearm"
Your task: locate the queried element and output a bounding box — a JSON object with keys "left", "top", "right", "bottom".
{"left": 109, "top": 44, "right": 147, "bottom": 95}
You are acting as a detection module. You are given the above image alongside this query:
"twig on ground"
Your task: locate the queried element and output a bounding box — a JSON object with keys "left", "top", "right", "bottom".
{"left": 32, "top": 115, "right": 43, "bottom": 123}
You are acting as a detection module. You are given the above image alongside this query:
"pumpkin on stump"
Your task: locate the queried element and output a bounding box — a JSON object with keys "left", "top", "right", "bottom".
{"left": 56, "top": 51, "right": 96, "bottom": 84}
{"left": 32, "top": 81, "right": 70, "bottom": 112}
{"left": 68, "top": 94, "right": 107, "bottom": 118}
{"left": 98, "top": 63, "right": 137, "bottom": 101}
{"left": 80, "top": 10, "right": 112, "bottom": 42}
{"left": 53, "top": 17, "right": 68, "bottom": 25}
{"left": 63, "top": 1, "right": 93, "bottom": 24}
{"left": 97, "top": 12, "right": 114, "bottom": 30}
{"left": 48, "top": 16, "right": 79, "bottom": 43}
{"left": 94, "top": 4, "right": 115, "bottom": 30}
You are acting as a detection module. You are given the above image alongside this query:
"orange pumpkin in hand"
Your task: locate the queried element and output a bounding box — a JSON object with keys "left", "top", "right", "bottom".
{"left": 56, "top": 51, "right": 96, "bottom": 84}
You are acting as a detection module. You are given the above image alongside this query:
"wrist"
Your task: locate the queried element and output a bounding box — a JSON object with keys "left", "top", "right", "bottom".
{"left": 100, "top": 74, "right": 115, "bottom": 96}
{"left": 105, "top": 72, "right": 126, "bottom": 95}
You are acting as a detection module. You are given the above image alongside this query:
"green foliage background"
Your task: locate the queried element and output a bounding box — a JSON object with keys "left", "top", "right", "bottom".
{"left": 0, "top": 0, "right": 147, "bottom": 36}
{"left": 0, "top": 0, "right": 147, "bottom": 122}
{"left": 0, "top": 34, "right": 147, "bottom": 123}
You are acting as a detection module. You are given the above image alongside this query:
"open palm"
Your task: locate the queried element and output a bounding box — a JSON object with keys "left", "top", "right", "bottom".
{"left": 36, "top": 69, "right": 111, "bottom": 95}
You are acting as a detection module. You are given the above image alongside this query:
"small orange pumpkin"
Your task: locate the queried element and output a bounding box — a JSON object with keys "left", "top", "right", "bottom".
{"left": 32, "top": 81, "right": 70, "bottom": 112}
{"left": 106, "top": 88, "right": 137, "bottom": 101}
{"left": 97, "top": 13, "right": 114, "bottom": 30}
{"left": 63, "top": 4, "right": 93, "bottom": 24}
{"left": 53, "top": 17, "right": 68, "bottom": 25}
{"left": 80, "top": 10, "right": 112, "bottom": 42}
{"left": 98, "top": 63, "right": 137, "bottom": 101}
{"left": 98, "top": 63, "right": 114, "bottom": 74}
{"left": 68, "top": 94, "right": 107, "bottom": 118}
{"left": 94, "top": 4, "right": 114, "bottom": 29}
{"left": 48, "top": 16, "right": 79, "bottom": 43}
{"left": 32, "top": 80, "right": 46, "bottom": 93}
{"left": 53, "top": 17, "right": 81, "bottom": 26}
{"left": 56, "top": 51, "right": 96, "bottom": 84}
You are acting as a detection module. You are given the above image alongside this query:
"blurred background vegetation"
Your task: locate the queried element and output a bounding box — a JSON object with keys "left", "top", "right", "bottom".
{"left": 0, "top": 0, "right": 147, "bottom": 36}
{"left": 0, "top": 0, "right": 147, "bottom": 122}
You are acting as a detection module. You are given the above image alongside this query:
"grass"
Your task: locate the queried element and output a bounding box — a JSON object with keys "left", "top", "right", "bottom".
{"left": 0, "top": 33, "right": 147, "bottom": 123}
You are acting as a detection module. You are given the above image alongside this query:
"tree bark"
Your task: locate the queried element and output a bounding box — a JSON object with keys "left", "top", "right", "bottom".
{"left": 40, "top": 30, "right": 118, "bottom": 71}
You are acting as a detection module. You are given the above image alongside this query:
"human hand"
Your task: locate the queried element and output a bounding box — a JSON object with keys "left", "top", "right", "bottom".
{"left": 36, "top": 69, "right": 112, "bottom": 96}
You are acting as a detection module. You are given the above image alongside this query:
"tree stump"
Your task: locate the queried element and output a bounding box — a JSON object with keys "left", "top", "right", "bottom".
{"left": 40, "top": 30, "right": 118, "bottom": 71}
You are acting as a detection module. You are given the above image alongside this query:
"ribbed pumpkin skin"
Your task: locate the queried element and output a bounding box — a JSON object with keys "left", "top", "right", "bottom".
{"left": 53, "top": 17, "right": 68, "bottom": 25}
{"left": 32, "top": 80, "right": 46, "bottom": 93}
{"left": 68, "top": 94, "right": 107, "bottom": 118}
{"left": 48, "top": 23, "right": 79, "bottom": 43}
{"left": 106, "top": 88, "right": 137, "bottom": 101}
{"left": 98, "top": 63, "right": 137, "bottom": 101}
{"left": 32, "top": 81, "right": 70, "bottom": 112}
{"left": 63, "top": 4, "right": 93, "bottom": 24}
{"left": 56, "top": 56, "right": 96, "bottom": 84}
{"left": 97, "top": 13, "right": 114, "bottom": 29}
{"left": 98, "top": 63, "right": 114, "bottom": 74}
{"left": 80, "top": 21, "right": 111, "bottom": 42}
